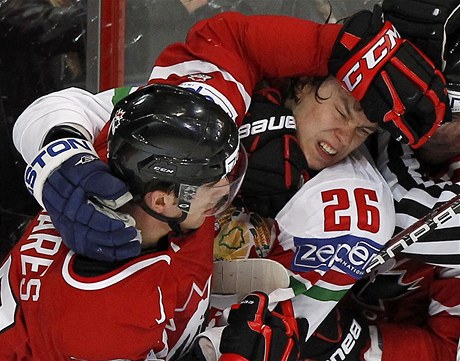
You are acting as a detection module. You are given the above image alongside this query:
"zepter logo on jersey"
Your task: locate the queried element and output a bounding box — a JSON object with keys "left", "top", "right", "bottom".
{"left": 292, "top": 235, "right": 382, "bottom": 279}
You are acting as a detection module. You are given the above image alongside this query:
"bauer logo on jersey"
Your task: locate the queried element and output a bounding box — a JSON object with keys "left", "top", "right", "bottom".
{"left": 292, "top": 235, "right": 382, "bottom": 279}
{"left": 238, "top": 115, "right": 296, "bottom": 139}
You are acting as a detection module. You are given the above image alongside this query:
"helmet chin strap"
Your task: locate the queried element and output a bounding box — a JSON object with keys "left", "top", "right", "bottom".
{"left": 140, "top": 200, "right": 187, "bottom": 236}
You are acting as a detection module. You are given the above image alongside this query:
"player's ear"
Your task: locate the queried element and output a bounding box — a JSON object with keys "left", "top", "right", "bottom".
{"left": 144, "top": 190, "right": 174, "bottom": 214}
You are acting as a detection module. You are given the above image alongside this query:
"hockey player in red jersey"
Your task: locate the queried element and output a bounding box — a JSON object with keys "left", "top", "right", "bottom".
{"left": 0, "top": 84, "right": 248, "bottom": 360}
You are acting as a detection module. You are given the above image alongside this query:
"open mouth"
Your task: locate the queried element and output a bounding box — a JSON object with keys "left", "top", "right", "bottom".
{"left": 319, "top": 141, "right": 337, "bottom": 155}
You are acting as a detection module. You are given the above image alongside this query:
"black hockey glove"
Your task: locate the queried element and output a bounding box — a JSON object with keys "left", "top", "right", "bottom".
{"left": 219, "top": 292, "right": 300, "bottom": 361}
{"left": 329, "top": 5, "right": 451, "bottom": 149}
{"left": 239, "top": 95, "right": 310, "bottom": 219}
{"left": 382, "top": 0, "right": 460, "bottom": 71}
{"left": 301, "top": 308, "right": 371, "bottom": 361}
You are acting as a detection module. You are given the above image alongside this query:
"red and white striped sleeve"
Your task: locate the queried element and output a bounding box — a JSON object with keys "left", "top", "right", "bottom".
{"left": 149, "top": 12, "right": 341, "bottom": 126}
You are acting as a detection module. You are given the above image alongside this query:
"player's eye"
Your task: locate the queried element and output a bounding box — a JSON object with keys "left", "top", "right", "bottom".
{"left": 335, "top": 107, "right": 346, "bottom": 119}
{"left": 357, "top": 127, "right": 375, "bottom": 136}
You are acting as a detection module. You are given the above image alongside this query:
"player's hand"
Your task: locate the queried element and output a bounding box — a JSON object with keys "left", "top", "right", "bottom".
{"left": 329, "top": 4, "right": 450, "bottom": 149}
{"left": 300, "top": 307, "right": 371, "bottom": 360}
{"left": 219, "top": 292, "right": 300, "bottom": 361}
{"left": 382, "top": 0, "right": 460, "bottom": 71}
{"left": 25, "top": 138, "right": 141, "bottom": 261}
{"left": 239, "top": 95, "right": 310, "bottom": 218}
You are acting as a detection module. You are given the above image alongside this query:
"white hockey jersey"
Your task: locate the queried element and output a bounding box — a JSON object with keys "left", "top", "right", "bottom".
{"left": 275, "top": 146, "right": 395, "bottom": 337}
{"left": 212, "top": 146, "right": 395, "bottom": 341}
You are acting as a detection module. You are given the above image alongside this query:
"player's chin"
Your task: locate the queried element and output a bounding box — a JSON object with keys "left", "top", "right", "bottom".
{"left": 308, "top": 154, "right": 341, "bottom": 171}
{"left": 182, "top": 213, "right": 207, "bottom": 230}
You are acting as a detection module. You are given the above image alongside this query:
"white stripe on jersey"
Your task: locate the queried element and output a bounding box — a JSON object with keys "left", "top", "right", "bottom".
{"left": 149, "top": 60, "right": 252, "bottom": 110}
{"left": 395, "top": 188, "right": 458, "bottom": 209}
{"left": 404, "top": 238, "right": 460, "bottom": 256}
{"left": 377, "top": 132, "right": 460, "bottom": 267}
{"left": 429, "top": 299, "right": 460, "bottom": 317}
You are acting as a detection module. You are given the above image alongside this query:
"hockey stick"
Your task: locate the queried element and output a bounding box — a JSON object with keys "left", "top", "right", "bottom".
{"left": 211, "top": 258, "right": 294, "bottom": 310}
{"left": 212, "top": 258, "right": 290, "bottom": 297}
{"left": 365, "top": 193, "right": 460, "bottom": 274}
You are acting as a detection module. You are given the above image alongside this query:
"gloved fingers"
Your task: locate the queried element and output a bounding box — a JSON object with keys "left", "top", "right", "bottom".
{"left": 48, "top": 214, "right": 90, "bottom": 256}
{"left": 83, "top": 231, "right": 142, "bottom": 261}
{"left": 43, "top": 170, "right": 91, "bottom": 218}
{"left": 220, "top": 293, "right": 301, "bottom": 361}
{"left": 54, "top": 153, "right": 130, "bottom": 202}
{"left": 90, "top": 191, "right": 133, "bottom": 210}
{"left": 42, "top": 183, "right": 70, "bottom": 216}
{"left": 86, "top": 225, "right": 141, "bottom": 248}
{"left": 43, "top": 168, "right": 131, "bottom": 224}
{"left": 88, "top": 199, "right": 135, "bottom": 227}
{"left": 360, "top": 41, "right": 449, "bottom": 148}
{"left": 45, "top": 168, "right": 78, "bottom": 200}
{"left": 55, "top": 214, "right": 140, "bottom": 261}
{"left": 52, "top": 187, "right": 121, "bottom": 230}
{"left": 82, "top": 170, "right": 130, "bottom": 201}
{"left": 44, "top": 174, "right": 134, "bottom": 231}
{"left": 65, "top": 187, "right": 92, "bottom": 222}
{"left": 227, "top": 292, "right": 269, "bottom": 324}
{"left": 82, "top": 203, "right": 128, "bottom": 232}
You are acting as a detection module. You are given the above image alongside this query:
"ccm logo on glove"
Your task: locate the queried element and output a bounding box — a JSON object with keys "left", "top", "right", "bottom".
{"left": 338, "top": 22, "right": 401, "bottom": 99}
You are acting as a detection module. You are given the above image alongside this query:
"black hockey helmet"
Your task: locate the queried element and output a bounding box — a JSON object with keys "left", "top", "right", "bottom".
{"left": 108, "top": 84, "right": 247, "bottom": 223}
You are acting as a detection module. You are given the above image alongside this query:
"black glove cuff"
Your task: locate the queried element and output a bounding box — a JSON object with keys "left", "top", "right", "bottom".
{"left": 43, "top": 125, "right": 86, "bottom": 146}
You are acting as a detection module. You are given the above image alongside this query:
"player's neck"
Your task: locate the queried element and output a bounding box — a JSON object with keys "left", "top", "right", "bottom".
{"left": 130, "top": 205, "right": 172, "bottom": 249}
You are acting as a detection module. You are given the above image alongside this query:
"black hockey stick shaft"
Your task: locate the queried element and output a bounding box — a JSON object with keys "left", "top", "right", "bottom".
{"left": 366, "top": 193, "right": 460, "bottom": 273}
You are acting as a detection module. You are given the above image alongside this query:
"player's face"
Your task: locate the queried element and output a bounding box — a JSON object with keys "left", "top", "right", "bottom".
{"left": 179, "top": 177, "right": 231, "bottom": 230}
{"left": 292, "top": 77, "right": 378, "bottom": 170}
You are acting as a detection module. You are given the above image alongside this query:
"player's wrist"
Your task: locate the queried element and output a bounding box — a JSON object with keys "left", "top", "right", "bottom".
{"left": 42, "top": 124, "right": 88, "bottom": 146}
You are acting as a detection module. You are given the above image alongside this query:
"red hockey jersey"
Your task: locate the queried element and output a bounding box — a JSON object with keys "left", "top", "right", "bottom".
{"left": 0, "top": 212, "right": 215, "bottom": 360}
